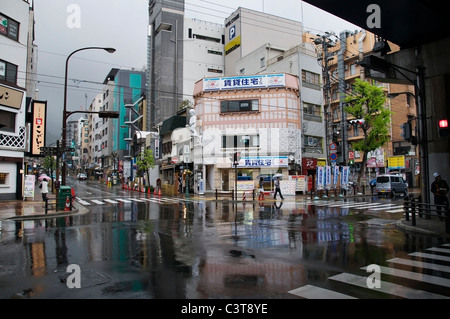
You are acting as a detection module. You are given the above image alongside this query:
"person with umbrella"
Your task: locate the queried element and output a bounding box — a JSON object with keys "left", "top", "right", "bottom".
{"left": 273, "top": 176, "right": 284, "bottom": 200}
{"left": 38, "top": 174, "right": 50, "bottom": 202}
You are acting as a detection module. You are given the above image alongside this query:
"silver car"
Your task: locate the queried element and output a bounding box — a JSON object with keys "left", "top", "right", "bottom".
{"left": 375, "top": 174, "right": 408, "bottom": 197}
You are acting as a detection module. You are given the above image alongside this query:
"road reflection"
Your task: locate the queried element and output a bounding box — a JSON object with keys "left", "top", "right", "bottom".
{"left": 0, "top": 198, "right": 446, "bottom": 299}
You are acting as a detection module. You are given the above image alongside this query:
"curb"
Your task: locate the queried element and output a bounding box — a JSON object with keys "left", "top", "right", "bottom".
{"left": 5, "top": 201, "right": 89, "bottom": 221}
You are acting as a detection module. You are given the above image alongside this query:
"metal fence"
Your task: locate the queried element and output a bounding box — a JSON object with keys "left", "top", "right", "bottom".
{"left": 404, "top": 195, "right": 450, "bottom": 233}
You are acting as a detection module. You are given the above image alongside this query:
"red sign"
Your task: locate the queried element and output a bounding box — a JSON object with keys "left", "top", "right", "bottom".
{"left": 349, "top": 151, "right": 354, "bottom": 160}
{"left": 302, "top": 158, "right": 317, "bottom": 169}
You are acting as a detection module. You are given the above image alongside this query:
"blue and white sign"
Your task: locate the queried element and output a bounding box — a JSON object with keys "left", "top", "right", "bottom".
{"left": 229, "top": 25, "right": 236, "bottom": 40}
{"left": 204, "top": 74, "right": 285, "bottom": 91}
{"left": 237, "top": 156, "right": 288, "bottom": 168}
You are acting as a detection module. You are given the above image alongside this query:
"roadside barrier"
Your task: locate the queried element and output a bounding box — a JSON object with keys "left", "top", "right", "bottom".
{"left": 404, "top": 195, "right": 450, "bottom": 233}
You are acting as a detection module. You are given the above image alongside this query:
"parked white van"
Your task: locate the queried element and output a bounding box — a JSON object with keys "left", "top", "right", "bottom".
{"left": 375, "top": 174, "right": 408, "bottom": 197}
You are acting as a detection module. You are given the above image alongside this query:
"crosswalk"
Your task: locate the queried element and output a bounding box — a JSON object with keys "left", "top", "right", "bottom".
{"left": 76, "top": 196, "right": 195, "bottom": 206}
{"left": 289, "top": 243, "right": 450, "bottom": 299}
{"left": 305, "top": 199, "right": 405, "bottom": 213}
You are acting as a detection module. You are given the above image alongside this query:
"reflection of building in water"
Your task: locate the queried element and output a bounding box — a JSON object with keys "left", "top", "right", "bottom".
{"left": 30, "top": 242, "right": 46, "bottom": 277}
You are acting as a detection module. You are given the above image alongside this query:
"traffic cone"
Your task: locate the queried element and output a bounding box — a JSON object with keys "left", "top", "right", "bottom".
{"left": 242, "top": 192, "right": 246, "bottom": 201}
{"left": 64, "top": 196, "right": 70, "bottom": 211}
{"left": 158, "top": 188, "right": 162, "bottom": 196}
{"left": 148, "top": 187, "right": 151, "bottom": 194}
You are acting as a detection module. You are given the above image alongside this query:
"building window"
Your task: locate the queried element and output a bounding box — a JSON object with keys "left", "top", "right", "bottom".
{"left": 0, "top": 59, "right": 18, "bottom": 85}
{"left": 0, "top": 14, "right": 19, "bottom": 41}
{"left": 304, "top": 135, "right": 322, "bottom": 149}
{"left": 222, "top": 134, "right": 260, "bottom": 149}
{"left": 0, "top": 172, "right": 9, "bottom": 186}
{"left": 0, "top": 109, "right": 16, "bottom": 133}
{"left": 220, "top": 99, "right": 259, "bottom": 113}
{"left": 350, "top": 63, "right": 357, "bottom": 76}
{"left": 260, "top": 57, "right": 265, "bottom": 68}
{"left": 302, "top": 70, "right": 321, "bottom": 90}
{"left": 207, "top": 49, "right": 222, "bottom": 56}
{"left": 207, "top": 68, "right": 223, "bottom": 74}
{"left": 303, "top": 102, "right": 322, "bottom": 122}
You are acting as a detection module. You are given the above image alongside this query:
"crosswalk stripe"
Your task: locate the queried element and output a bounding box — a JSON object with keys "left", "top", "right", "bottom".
{"left": 427, "top": 247, "right": 450, "bottom": 254}
{"left": 104, "top": 199, "right": 119, "bottom": 204}
{"left": 288, "top": 284, "right": 357, "bottom": 299}
{"left": 386, "top": 208, "right": 405, "bottom": 213}
{"left": 330, "top": 272, "right": 449, "bottom": 299}
{"left": 361, "top": 265, "right": 450, "bottom": 288}
{"left": 409, "top": 252, "right": 450, "bottom": 262}
{"left": 353, "top": 204, "right": 396, "bottom": 210}
{"left": 387, "top": 257, "right": 450, "bottom": 273}
{"left": 91, "top": 199, "right": 104, "bottom": 205}
{"left": 76, "top": 198, "right": 91, "bottom": 205}
{"left": 127, "top": 198, "right": 145, "bottom": 202}
{"left": 117, "top": 199, "right": 132, "bottom": 203}
{"left": 368, "top": 205, "right": 403, "bottom": 211}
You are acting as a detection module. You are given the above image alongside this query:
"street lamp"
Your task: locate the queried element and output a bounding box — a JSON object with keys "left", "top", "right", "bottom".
{"left": 61, "top": 47, "right": 116, "bottom": 186}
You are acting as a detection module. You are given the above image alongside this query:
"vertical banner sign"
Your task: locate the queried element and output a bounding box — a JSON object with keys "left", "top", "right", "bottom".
{"left": 325, "top": 166, "right": 331, "bottom": 190}
{"left": 316, "top": 166, "right": 324, "bottom": 190}
{"left": 333, "top": 165, "right": 340, "bottom": 189}
{"left": 24, "top": 175, "right": 35, "bottom": 199}
{"left": 341, "top": 166, "right": 349, "bottom": 189}
{"left": 31, "top": 101, "right": 47, "bottom": 156}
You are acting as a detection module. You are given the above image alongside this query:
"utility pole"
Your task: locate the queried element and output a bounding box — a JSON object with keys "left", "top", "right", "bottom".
{"left": 313, "top": 32, "right": 337, "bottom": 165}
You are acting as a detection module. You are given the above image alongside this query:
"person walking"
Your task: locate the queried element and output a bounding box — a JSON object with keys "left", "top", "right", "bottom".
{"left": 258, "top": 177, "right": 265, "bottom": 200}
{"left": 273, "top": 177, "right": 284, "bottom": 200}
{"left": 431, "top": 172, "right": 449, "bottom": 220}
{"left": 40, "top": 178, "right": 49, "bottom": 202}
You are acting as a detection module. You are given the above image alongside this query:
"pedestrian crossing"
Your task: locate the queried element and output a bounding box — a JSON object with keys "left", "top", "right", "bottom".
{"left": 289, "top": 243, "right": 450, "bottom": 299}
{"left": 306, "top": 199, "right": 404, "bottom": 213}
{"left": 76, "top": 196, "right": 195, "bottom": 206}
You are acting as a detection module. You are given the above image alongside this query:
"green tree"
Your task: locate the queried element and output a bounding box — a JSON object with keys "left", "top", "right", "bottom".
{"left": 136, "top": 148, "right": 155, "bottom": 188}
{"left": 344, "top": 78, "right": 391, "bottom": 186}
{"left": 43, "top": 155, "right": 56, "bottom": 190}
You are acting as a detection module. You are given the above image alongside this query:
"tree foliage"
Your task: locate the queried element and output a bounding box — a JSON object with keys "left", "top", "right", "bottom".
{"left": 136, "top": 148, "right": 155, "bottom": 187}
{"left": 344, "top": 78, "right": 391, "bottom": 184}
{"left": 43, "top": 156, "right": 56, "bottom": 175}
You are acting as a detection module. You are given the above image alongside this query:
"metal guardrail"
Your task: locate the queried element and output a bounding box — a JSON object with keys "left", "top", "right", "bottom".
{"left": 404, "top": 195, "right": 450, "bottom": 233}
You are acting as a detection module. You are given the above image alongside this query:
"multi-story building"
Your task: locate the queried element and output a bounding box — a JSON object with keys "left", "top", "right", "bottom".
{"left": 192, "top": 73, "right": 302, "bottom": 193}
{"left": 95, "top": 68, "right": 146, "bottom": 179}
{"left": 87, "top": 93, "right": 103, "bottom": 175}
{"left": 0, "top": 0, "right": 36, "bottom": 200}
{"left": 305, "top": 30, "right": 418, "bottom": 186}
{"left": 235, "top": 42, "right": 326, "bottom": 178}
{"left": 147, "top": 0, "right": 226, "bottom": 131}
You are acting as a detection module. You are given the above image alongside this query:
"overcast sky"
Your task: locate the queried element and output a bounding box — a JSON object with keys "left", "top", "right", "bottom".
{"left": 33, "top": 0, "right": 359, "bottom": 144}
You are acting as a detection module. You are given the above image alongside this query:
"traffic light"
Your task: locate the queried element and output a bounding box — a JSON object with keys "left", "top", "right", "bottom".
{"left": 438, "top": 119, "right": 449, "bottom": 137}
{"left": 401, "top": 122, "right": 411, "bottom": 141}
{"left": 233, "top": 152, "right": 241, "bottom": 164}
{"left": 349, "top": 119, "right": 364, "bottom": 125}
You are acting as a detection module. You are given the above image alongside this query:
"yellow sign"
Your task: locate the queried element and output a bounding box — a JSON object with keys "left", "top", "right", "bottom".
{"left": 387, "top": 155, "right": 405, "bottom": 169}
{"left": 31, "top": 101, "right": 47, "bottom": 156}
{"left": 0, "top": 84, "right": 24, "bottom": 109}
{"left": 225, "top": 35, "right": 241, "bottom": 55}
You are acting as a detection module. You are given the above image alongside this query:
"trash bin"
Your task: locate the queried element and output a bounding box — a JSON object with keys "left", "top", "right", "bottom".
{"left": 58, "top": 185, "right": 72, "bottom": 210}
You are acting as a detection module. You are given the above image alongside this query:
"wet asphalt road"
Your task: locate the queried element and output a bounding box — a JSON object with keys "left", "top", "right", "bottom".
{"left": 0, "top": 178, "right": 449, "bottom": 301}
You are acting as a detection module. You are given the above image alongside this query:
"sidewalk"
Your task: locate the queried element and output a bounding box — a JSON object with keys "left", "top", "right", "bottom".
{"left": 1, "top": 189, "right": 448, "bottom": 238}
{"left": 0, "top": 189, "right": 87, "bottom": 221}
